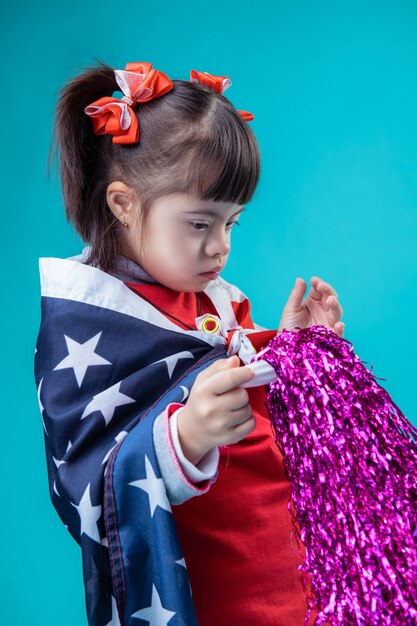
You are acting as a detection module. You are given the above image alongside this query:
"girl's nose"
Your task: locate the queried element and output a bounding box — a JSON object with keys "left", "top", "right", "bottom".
{"left": 204, "top": 226, "right": 231, "bottom": 258}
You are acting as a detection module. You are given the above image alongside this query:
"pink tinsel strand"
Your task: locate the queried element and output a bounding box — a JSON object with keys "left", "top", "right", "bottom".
{"left": 251, "top": 325, "right": 417, "bottom": 626}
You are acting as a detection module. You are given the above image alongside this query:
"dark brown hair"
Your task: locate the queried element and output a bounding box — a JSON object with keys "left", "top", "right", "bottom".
{"left": 48, "top": 60, "right": 261, "bottom": 271}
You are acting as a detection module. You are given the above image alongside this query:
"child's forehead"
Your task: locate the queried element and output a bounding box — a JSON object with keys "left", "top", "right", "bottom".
{"left": 154, "top": 193, "right": 245, "bottom": 217}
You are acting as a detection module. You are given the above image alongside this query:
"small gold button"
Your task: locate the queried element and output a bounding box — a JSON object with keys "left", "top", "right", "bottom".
{"left": 201, "top": 316, "right": 220, "bottom": 334}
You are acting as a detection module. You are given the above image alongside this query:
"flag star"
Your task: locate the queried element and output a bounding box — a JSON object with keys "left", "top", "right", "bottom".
{"left": 53, "top": 456, "right": 67, "bottom": 469}
{"left": 129, "top": 456, "right": 171, "bottom": 517}
{"left": 71, "top": 483, "right": 102, "bottom": 543}
{"left": 37, "top": 378, "right": 44, "bottom": 414}
{"left": 53, "top": 481, "right": 60, "bottom": 497}
{"left": 175, "top": 558, "right": 192, "bottom": 596}
{"left": 179, "top": 386, "right": 189, "bottom": 402}
{"left": 102, "top": 431, "right": 128, "bottom": 464}
{"left": 53, "top": 440, "right": 72, "bottom": 468}
{"left": 105, "top": 596, "right": 121, "bottom": 626}
{"left": 82, "top": 382, "right": 135, "bottom": 426}
{"left": 37, "top": 378, "right": 48, "bottom": 435}
{"left": 153, "top": 351, "right": 194, "bottom": 379}
{"left": 131, "top": 584, "right": 176, "bottom": 625}
{"left": 53, "top": 331, "right": 111, "bottom": 387}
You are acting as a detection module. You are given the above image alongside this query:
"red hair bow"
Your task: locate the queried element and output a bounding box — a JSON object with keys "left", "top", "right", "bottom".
{"left": 190, "top": 69, "right": 254, "bottom": 121}
{"left": 84, "top": 62, "right": 173, "bottom": 144}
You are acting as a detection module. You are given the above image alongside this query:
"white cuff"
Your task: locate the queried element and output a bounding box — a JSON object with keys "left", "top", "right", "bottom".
{"left": 239, "top": 359, "right": 277, "bottom": 388}
{"left": 169, "top": 407, "right": 219, "bottom": 482}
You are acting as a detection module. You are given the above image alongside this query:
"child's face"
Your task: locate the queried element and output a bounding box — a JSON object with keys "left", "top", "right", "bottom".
{"left": 128, "top": 193, "right": 244, "bottom": 292}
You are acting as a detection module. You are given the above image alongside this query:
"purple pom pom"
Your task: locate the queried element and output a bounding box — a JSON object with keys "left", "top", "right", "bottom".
{"left": 252, "top": 325, "right": 417, "bottom": 625}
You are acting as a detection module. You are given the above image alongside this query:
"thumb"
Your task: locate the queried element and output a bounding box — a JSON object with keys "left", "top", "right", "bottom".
{"left": 286, "top": 277, "right": 306, "bottom": 311}
{"left": 199, "top": 355, "right": 238, "bottom": 381}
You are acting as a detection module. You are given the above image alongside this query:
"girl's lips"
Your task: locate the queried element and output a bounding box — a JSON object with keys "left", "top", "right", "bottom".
{"left": 199, "top": 270, "right": 220, "bottom": 279}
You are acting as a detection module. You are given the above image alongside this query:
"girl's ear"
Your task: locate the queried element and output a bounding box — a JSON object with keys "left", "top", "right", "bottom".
{"left": 106, "top": 181, "right": 138, "bottom": 225}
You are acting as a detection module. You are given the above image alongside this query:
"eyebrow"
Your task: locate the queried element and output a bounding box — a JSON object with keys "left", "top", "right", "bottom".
{"left": 184, "top": 207, "right": 246, "bottom": 217}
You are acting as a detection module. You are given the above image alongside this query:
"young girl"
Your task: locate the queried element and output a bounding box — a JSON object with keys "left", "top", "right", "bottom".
{"left": 35, "top": 60, "right": 344, "bottom": 626}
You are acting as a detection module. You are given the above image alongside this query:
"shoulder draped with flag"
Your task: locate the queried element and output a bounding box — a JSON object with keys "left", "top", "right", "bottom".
{"left": 34, "top": 249, "right": 282, "bottom": 626}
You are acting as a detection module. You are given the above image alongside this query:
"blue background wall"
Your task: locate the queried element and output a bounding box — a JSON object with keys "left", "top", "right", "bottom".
{"left": 2, "top": 0, "right": 416, "bottom": 624}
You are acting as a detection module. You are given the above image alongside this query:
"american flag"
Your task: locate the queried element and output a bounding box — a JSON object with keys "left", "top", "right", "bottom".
{"left": 34, "top": 253, "right": 264, "bottom": 626}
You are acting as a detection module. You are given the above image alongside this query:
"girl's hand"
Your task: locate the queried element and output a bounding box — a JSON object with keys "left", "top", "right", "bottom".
{"left": 277, "top": 276, "right": 345, "bottom": 337}
{"left": 176, "top": 355, "right": 255, "bottom": 466}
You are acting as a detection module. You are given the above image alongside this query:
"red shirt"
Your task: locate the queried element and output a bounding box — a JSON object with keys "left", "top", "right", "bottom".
{"left": 126, "top": 281, "right": 315, "bottom": 626}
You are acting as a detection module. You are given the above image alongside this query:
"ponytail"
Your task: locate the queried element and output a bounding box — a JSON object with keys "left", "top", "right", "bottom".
{"left": 48, "top": 60, "right": 121, "bottom": 271}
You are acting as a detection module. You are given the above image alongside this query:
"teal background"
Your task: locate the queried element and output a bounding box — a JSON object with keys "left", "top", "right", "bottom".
{"left": 2, "top": 0, "right": 416, "bottom": 624}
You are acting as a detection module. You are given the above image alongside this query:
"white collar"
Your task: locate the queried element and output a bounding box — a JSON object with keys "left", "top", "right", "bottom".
{"left": 39, "top": 247, "right": 254, "bottom": 355}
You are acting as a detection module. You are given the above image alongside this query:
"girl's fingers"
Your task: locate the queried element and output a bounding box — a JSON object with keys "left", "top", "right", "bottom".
{"left": 324, "top": 296, "right": 343, "bottom": 328}
{"left": 310, "top": 278, "right": 342, "bottom": 313}
{"left": 311, "top": 276, "right": 338, "bottom": 300}
{"left": 334, "top": 321, "right": 345, "bottom": 337}
{"left": 230, "top": 413, "right": 256, "bottom": 441}
{"left": 309, "top": 276, "right": 323, "bottom": 301}
{"left": 327, "top": 294, "right": 343, "bottom": 317}
{"left": 210, "top": 363, "right": 254, "bottom": 396}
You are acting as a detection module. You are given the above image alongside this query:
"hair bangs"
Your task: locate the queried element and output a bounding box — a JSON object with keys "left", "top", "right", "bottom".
{"left": 174, "top": 113, "right": 260, "bottom": 206}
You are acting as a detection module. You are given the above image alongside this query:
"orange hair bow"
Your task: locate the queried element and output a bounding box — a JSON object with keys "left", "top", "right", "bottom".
{"left": 84, "top": 62, "right": 173, "bottom": 144}
{"left": 190, "top": 69, "right": 254, "bottom": 121}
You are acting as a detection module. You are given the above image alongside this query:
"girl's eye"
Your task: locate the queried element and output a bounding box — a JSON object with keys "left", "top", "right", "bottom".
{"left": 190, "top": 221, "right": 240, "bottom": 231}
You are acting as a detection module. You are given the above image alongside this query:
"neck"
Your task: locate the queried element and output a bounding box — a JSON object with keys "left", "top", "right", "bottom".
{"left": 106, "top": 253, "right": 159, "bottom": 285}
